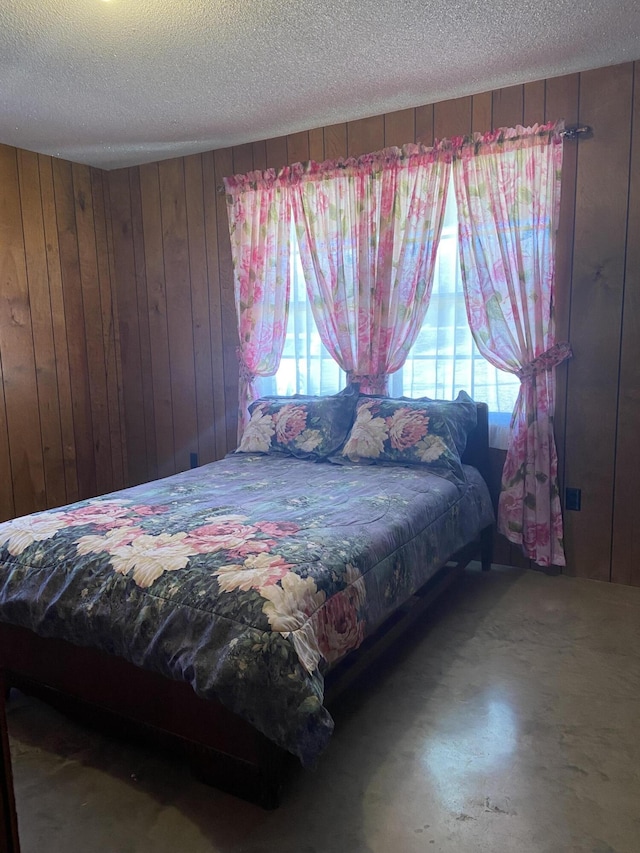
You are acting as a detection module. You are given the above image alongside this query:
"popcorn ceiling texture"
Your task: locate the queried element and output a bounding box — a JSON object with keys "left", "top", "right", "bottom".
{"left": 0, "top": 0, "right": 639, "bottom": 169}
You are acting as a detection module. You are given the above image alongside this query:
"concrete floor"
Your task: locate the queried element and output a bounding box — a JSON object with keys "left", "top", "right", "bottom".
{"left": 7, "top": 565, "right": 640, "bottom": 853}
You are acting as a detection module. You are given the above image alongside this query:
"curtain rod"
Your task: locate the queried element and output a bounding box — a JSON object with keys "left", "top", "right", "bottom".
{"left": 217, "top": 124, "right": 593, "bottom": 193}
{"left": 561, "top": 124, "right": 592, "bottom": 140}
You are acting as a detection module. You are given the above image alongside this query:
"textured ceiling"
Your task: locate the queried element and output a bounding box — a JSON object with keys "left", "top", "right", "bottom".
{"left": 1, "top": 0, "right": 639, "bottom": 170}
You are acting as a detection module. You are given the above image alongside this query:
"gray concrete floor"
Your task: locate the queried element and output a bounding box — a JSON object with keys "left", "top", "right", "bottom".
{"left": 7, "top": 565, "right": 640, "bottom": 853}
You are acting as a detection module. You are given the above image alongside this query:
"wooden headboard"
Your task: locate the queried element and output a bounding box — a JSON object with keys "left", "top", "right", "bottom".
{"left": 461, "top": 402, "right": 491, "bottom": 488}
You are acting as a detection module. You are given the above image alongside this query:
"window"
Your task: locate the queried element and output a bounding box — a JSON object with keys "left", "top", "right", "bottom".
{"left": 258, "top": 178, "right": 519, "bottom": 448}
{"left": 257, "top": 231, "right": 345, "bottom": 398}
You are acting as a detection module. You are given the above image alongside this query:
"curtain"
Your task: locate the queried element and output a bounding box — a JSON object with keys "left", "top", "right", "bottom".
{"left": 258, "top": 176, "right": 519, "bottom": 449}
{"left": 389, "top": 176, "right": 521, "bottom": 447}
{"left": 290, "top": 148, "right": 451, "bottom": 394}
{"left": 257, "top": 226, "right": 346, "bottom": 397}
{"left": 224, "top": 171, "right": 292, "bottom": 436}
{"left": 452, "top": 123, "right": 570, "bottom": 567}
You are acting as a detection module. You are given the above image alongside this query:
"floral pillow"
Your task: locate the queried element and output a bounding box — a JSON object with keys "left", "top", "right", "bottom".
{"left": 236, "top": 392, "right": 358, "bottom": 460}
{"left": 339, "top": 397, "right": 466, "bottom": 482}
{"left": 408, "top": 390, "right": 477, "bottom": 457}
{"left": 357, "top": 390, "right": 477, "bottom": 457}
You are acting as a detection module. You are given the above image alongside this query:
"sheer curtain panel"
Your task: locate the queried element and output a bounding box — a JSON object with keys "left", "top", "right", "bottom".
{"left": 224, "top": 171, "right": 292, "bottom": 436}
{"left": 453, "top": 123, "right": 570, "bottom": 567}
{"left": 290, "top": 148, "right": 451, "bottom": 394}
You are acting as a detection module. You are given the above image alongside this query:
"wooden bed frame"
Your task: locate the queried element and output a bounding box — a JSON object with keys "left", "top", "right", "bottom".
{"left": 0, "top": 404, "right": 493, "bottom": 809}
{"left": 0, "top": 671, "right": 19, "bottom": 853}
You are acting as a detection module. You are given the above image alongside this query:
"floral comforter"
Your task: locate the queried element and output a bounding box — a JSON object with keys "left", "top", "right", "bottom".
{"left": 0, "top": 453, "right": 493, "bottom": 765}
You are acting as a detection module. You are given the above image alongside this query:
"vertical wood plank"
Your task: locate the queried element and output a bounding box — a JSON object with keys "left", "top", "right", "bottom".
{"left": 158, "top": 158, "right": 199, "bottom": 474}
{"left": 38, "top": 155, "right": 79, "bottom": 502}
{"left": 128, "top": 167, "right": 157, "bottom": 482}
{"left": 214, "top": 148, "right": 239, "bottom": 451}
{"left": 202, "top": 151, "right": 228, "bottom": 460}
{"left": 252, "top": 140, "right": 267, "bottom": 172}
{"left": 232, "top": 143, "right": 253, "bottom": 177}
{"left": 415, "top": 105, "right": 434, "bottom": 145}
{"left": 139, "top": 162, "right": 176, "bottom": 478}
{"left": 611, "top": 61, "right": 640, "bottom": 586}
{"left": 96, "top": 170, "right": 129, "bottom": 488}
{"left": 184, "top": 154, "right": 217, "bottom": 466}
{"left": 472, "top": 92, "right": 492, "bottom": 134}
{"left": 16, "top": 150, "right": 67, "bottom": 509}
{"left": 308, "top": 127, "right": 324, "bottom": 162}
{"left": 52, "top": 158, "right": 96, "bottom": 500}
{"left": 434, "top": 96, "right": 472, "bottom": 140}
{"left": 72, "top": 162, "right": 113, "bottom": 496}
{"left": 347, "top": 115, "right": 385, "bottom": 157}
{"left": 524, "top": 80, "right": 546, "bottom": 126}
{"left": 563, "top": 63, "right": 633, "bottom": 581}
{"left": 323, "top": 124, "right": 347, "bottom": 160}
{"left": 286, "top": 131, "right": 309, "bottom": 165}
{"left": 0, "top": 145, "right": 47, "bottom": 515}
{"left": 96, "top": 170, "right": 126, "bottom": 490}
{"left": 108, "top": 169, "right": 150, "bottom": 486}
{"left": 492, "top": 85, "right": 524, "bottom": 129}
{"left": 265, "top": 136, "right": 288, "bottom": 171}
{"left": 384, "top": 109, "right": 415, "bottom": 149}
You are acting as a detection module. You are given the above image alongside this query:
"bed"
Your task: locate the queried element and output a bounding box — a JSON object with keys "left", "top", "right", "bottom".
{"left": 0, "top": 392, "right": 494, "bottom": 806}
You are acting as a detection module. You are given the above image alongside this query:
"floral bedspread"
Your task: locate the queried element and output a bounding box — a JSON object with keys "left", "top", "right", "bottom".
{"left": 0, "top": 454, "right": 493, "bottom": 765}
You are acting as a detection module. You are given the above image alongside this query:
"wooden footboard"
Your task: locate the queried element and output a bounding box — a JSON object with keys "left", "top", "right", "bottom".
{"left": 0, "top": 670, "right": 20, "bottom": 852}
{"left": 0, "top": 623, "right": 288, "bottom": 809}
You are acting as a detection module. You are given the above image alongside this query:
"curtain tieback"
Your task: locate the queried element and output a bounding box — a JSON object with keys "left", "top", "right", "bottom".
{"left": 516, "top": 341, "right": 572, "bottom": 382}
{"left": 236, "top": 348, "right": 257, "bottom": 385}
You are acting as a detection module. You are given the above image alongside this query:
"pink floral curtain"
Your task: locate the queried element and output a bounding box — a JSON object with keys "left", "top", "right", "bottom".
{"left": 452, "top": 123, "right": 570, "bottom": 567}
{"left": 290, "top": 148, "right": 451, "bottom": 394}
{"left": 223, "top": 172, "right": 292, "bottom": 436}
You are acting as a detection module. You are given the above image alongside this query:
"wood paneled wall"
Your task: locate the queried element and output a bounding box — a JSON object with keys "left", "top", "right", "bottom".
{"left": 108, "top": 61, "right": 640, "bottom": 585}
{"left": 107, "top": 154, "right": 237, "bottom": 485}
{"left": 0, "top": 145, "right": 126, "bottom": 521}
{"left": 2, "top": 62, "right": 637, "bottom": 585}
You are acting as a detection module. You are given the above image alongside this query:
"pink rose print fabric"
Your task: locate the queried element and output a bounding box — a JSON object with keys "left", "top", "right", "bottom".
{"left": 452, "top": 122, "right": 569, "bottom": 566}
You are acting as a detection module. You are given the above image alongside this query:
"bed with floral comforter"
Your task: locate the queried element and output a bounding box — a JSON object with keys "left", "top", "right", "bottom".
{"left": 0, "top": 448, "right": 493, "bottom": 766}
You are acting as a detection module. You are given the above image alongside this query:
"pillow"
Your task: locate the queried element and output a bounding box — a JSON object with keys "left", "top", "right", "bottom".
{"left": 409, "top": 390, "right": 477, "bottom": 456}
{"left": 356, "top": 390, "right": 477, "bottom": 457}
{"left": 236, "top": 389, "right": 358, "bottom": 460}
{"left": 339, "top": 396, "right": 467, "bottom": 483}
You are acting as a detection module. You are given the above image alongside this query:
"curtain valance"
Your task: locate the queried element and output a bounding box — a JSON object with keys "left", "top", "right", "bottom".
{"left": 223, "top": 145, "right": 448, "bottom": 194}
{"left": 223, "top": 122, "right": 563, "bottom": 195}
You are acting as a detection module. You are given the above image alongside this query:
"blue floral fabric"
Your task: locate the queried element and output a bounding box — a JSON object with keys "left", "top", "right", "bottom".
{"left": 339, "top": 396, "right": 469, "bottom": 483}
{"left": 356, "top": 390, "right": 478, "bottom": 457}
{"left": 237, "top": 389, "right": 359, "bottom": 460}
{"left": 0, "top": 454, "right": 493, "bottom": 765}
